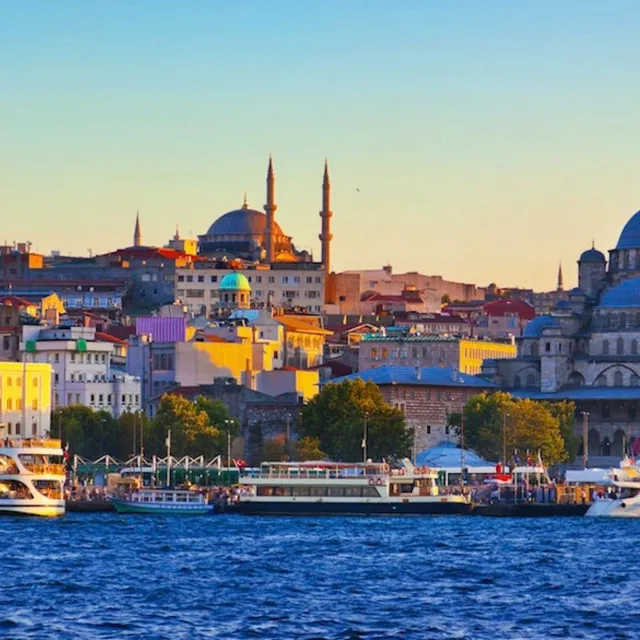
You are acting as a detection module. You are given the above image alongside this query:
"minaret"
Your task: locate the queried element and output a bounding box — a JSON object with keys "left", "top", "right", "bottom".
{"left": 319, "top": 159, "right": 333, "bottom": 273}
{"left": 134, "top": 211, "right": 142, "bottom": 247}
{"left": 557, "top": 262, "right": 564, "bottom": 291}
{"left": 263, "top": 156, "right": 277, "bottom": 263}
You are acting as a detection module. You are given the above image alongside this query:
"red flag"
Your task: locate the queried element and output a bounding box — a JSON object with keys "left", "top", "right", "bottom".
{"left": 233, "top": 458, "right": 247, "bottom": 470}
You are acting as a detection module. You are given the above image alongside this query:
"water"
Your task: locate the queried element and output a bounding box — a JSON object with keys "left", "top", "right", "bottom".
{"left": 0, "top": 514, "right": 637, "bottom": 639}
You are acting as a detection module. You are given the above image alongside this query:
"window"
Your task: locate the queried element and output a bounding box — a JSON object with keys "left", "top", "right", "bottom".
{"left": 617, "top": 338, "right": 624, "bottom": 355}
{"left": 70, "top": 353, "right": 76, "bottom": 363}
{"left": 256, "top": 276, "right": 262, "bottom": 283}
{"left": 603, "top": 340, "right": 609, "bottom": 355}
{"left": 211, "top": 275, "right": 218, "bottom": 283}
{"left": 31, "top": 422, "right": 37, "bottom": 436}
{"left": 70, "top": 374, "right": 75, "bottom": 382}
{"left": 632, "top": 340, "right": 638, "bottom": 355}
{"left": 6, "top": 399, "right": 12, "bottom": 410}
{"left": 67, "top": 393, "right": 72, "bottom": 404}
{"left": 281, "top": 276, "right": 289, "bottom": 284}
{"left": 268, "top": 276, "right": 275, "bottom": 284}
{"left": 306, "top": 277, "right": 313, "bottom": 284}
{"left": 178, "top": 275, "right": 185, "bottom": 282}
{"left": 545, "top": 342, "right": 551, "bottom": 352}
{"left": 122, "top": 395, "right": 126, "bottom": 403}
{"left": 614, "top": 371, "right": 624, "bottom": 386}
{"left": 426, "top": 425, "right": 431, "bottom": 434}
{"left": 32, "top": 377, "right": 38, "bottom": 387}
{"left": 99, "top": 394, "right": 104, "bottom": 404}
{"left": 87, "top": 354, "right": 92, "bottom": 364}
{"left": 186, "top": 275, "right": 193, "bottom": 283}
{"left": 2, "top": 336, "right": 9, "bottom": 350}
{"left": 315, "top": 277, "right": 321, "bottom": 284}
{"left": 90, "top": 394, "right": 95, "bottom": 404}
{"left": 75, "top": 394, "right": 80, "bottom": 403}
{"left": 108, "top": 394, "right": 112, "bottom": 404}
{"left": 602, "top": 404, "right": 611, "bottom": 419}
{"left": 197, "top": 275, "right": 204, "bottom": 283}
{"left": 15, "top": 422, "right": 20, "bottom": 435}
{"left": 54, "top": 354, "right": 59, "bottom": 363}
{"left": 31, "top": 399, "right": 38, "bottom": 410}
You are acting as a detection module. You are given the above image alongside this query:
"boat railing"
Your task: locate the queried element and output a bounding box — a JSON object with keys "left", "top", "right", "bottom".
{"left": 0, "top": 438, "right": 62, "bottom": 449}
{"left": 243, "top": 468, "right": 388, "bottom": 480}
{"left": 21, "top": 463, "right": 67, "bottom": 475}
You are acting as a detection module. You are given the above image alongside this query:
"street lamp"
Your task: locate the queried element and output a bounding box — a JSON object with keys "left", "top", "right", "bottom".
{"left": 581, "top": 411, "right": 590, "bottom": 469}
{"left": 502, "top": 412, "right": 509, "bottom": 471}
{"left": 362, "top": 411, "right": 369, "bottom": 463}
{"left": 224, "top": 419, "right": 233, "bottom": 469}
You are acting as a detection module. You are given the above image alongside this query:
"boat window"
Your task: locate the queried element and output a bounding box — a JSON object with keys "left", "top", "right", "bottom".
{"left": 0, "top": 480, "right": 34, "bottom": 500}
{"left": 401, "top": 483, "right": 414, "bottom": 494}
{"left": 0, "top": 455, "right": 18, "bottom": 474}
{"left": 326, "top": 487, "right": 344, "bottom": 497}
{"left": 343, "top": 487, "right": 361, "bottom": 498}
{"left": 33, "top": 480, "right": 63, "bottom": 500}
{"left": 309, "top": 487, "right": 325, "bottom": 497}
{"left": 291, "top": 487, "right": 309, "bottom": 497}
{"left": 361, "top": 486, "right": 379, "bottom": 497}
{"left": 257, "top": 487, "right": 275, "bottom": 496}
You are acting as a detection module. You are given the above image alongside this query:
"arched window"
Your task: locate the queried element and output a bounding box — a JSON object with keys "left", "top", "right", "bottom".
{"left": 513, "top": 375, "right": 521, "bottom": 389}
{"left": 632, "top": 340, "right": 638, "bottom": 355}
{"left": 525, "top": 373, "right": 536, "bottom": 388}
{"left": 532, "top": 343, "right": 539, "bottom": 357}
{"left": 595, "top": 375, "right": 607, "bottom": 387}
{"left": 603, "top": 340, "right": 609, "bottom": 356}
{"left": 614, "top": 371, "right": 624, "bottom": 386}
{"left": 621, "top": 313, "right": 628, "bottom": 329}
{"left": 568, "top": 372, "right": 585, "bottom": 387}
{"left": 631, "top": 374, "right": 640, "bottom": 387}
{"left": 617, "top": 338, "right": 624, "bottom": 355}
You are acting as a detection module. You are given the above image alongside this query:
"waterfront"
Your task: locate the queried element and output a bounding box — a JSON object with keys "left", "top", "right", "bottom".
{"left": 1, "top": 515, "right": 638, "bottom": 639}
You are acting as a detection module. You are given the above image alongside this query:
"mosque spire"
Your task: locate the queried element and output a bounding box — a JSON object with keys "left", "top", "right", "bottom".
{"left": 264, "top": 155, "right": 277, "bottom": 263}
{"left": 242, "top": 191, "right": 248, "bottom": 210}
{"left": 557, "top": 261, "right": 564, "bottom": 291}
{"left": 319, "top": 158, "right": 333, "bottom": 274}
{"left": 174, "top": 224, "right": 180, "bottom": 241}
{"left": 134, "top": 210, "right": 142, "bottom": 247}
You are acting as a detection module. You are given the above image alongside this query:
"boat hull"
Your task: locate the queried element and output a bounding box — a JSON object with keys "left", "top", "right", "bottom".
{"left": 233, "top": 499, "right": 471, "bottom": 516}
{"left": 585, "top": 497, "right": 640, "bottom": 518}
{"left": 111, "top": 498, "right": 214, "bottom": 515}
{"left": 0, "top": 501, "right": 65, "bottom": 517}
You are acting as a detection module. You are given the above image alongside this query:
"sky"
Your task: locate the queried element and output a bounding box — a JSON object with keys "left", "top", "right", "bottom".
{"left": 2, "top": 1, "right": 640, "bottom": 291}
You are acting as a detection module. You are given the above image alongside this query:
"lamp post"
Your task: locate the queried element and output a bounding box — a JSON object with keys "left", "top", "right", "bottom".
{"left": 285, "top": 412, "right": 291, "bottom": 459}
{"left": 502, "top": 412, "right": 509, "bottom": 471}
{"left": 581, "top": 411, "right": 590, "bottom": 469}
{"left": 224, "top": 419, "right": 232, "bottom": 470}
{"left": 362, "top": 411, "right": 369, "bottom": 463}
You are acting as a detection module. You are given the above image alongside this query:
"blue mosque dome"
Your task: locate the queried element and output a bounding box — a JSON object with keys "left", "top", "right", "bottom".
{"left": 599, "top": 277, "right": 640, "bottom": 308}
{"left": 616, "top": 210, "right": 640, "bottom": 249}
{"left": 206, "top": 207, "right": 285, "bottom": 237}
{"left": 579, "top": 247, "right": 606, "bottom": 263}
{"left": 522, "top": 314, "right": 561, "bottom": 338}
{"left": 219, "top": 272, "right": 251, "bottom": 292}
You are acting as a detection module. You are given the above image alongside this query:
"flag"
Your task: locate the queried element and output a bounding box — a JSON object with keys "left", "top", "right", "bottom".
{"left": 63, "top": 443, "right": 70, "bottom": 463}
{"left": 233, "top": 458, "right": 247, "bottom": 470}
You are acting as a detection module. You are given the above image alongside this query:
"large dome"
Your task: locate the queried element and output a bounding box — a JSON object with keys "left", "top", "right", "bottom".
{"left": 579, "top": 247, "right": 606, "bottom": 263}
{"left": 219, "top": 272, "right": 251, "bottom": 292}
{"left": 522, "top": 314, "right": 561, "bottom": 338}
{"left": 206, "top": 207, "right": 285, "bottom": 237}
{"left": 599, "top": 277, "right": 640, "bottom": 308}
{"left": 616, "top": 210, "right": 640, "bottom": 249}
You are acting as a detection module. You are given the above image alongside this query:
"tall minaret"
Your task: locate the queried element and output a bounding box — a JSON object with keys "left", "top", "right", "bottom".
{"left": 134, "top": 211, "right": 142, "bottom": 247}
{"left": 557, "top": 261, "right": 564, "bottom": 291}
{"left": 319, "top": 159, "right": 333, "bottom": 273}
{"left": 264, "top": 156, "right": 277, "bottom": 263}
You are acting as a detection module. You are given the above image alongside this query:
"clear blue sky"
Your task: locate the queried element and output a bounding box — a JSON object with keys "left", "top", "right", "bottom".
{"left": 2, "top": 0, "right": 640, "bottom": 290}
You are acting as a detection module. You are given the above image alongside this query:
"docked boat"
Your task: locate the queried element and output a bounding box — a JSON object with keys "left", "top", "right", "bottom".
{"left": 234, "top": 458, "right": 471, "bottom": 515}
{"left": 111, "top": 488, "right": 215, "bottom": 515}
{"left": 585, "top": 460, "right": 640, "bottom": 518}
{"left": 0, "top": 438, "right": 66, "bottom": 517}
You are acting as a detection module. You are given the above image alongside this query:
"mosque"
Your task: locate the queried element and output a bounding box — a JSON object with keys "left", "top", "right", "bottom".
{"left": 483, "top": 209, "right": 640, "bottom": 464}
{"left": 197, "top": 157, "right": 334, "bottom": 271}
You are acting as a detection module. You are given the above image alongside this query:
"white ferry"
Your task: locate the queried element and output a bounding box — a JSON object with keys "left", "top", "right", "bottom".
{"left": 111, "top": 488, "right": 215, "bottom": 515}
{"left": 234, "top": 458, "right": 471, "bottom": 516}
{"left": 0, "top": 438, "right": 66, "bottom": 517}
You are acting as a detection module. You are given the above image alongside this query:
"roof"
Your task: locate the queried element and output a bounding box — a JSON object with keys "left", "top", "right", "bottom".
{"left": 362, "top": 333, "right": 461, "bottom": 343}
{"left": 95, "top": 331, "right": 127, "bottom": 346}
{"left": 322, "top": 322, "right": 379, "bottom": 335}
{"left": 512, "top": 387, "right": 640, "bottom": 401}
{"left": 617, "top": 210, "right": 640, "bottom": 249}
{"left": 0, "top": 295, "right": 35, "bottom": 307}
{"left": 599, "top": 277, "right": 640, "bottom": 308}
{"left": 395, "top": 313, "right": 469, "bottom": 325}
{"left": 416, "top": 441, "right": 494, "bottom": 468}
{"left": 308, "top": 358, "right": 355, "bottom": 377}
{"left": 205, "top": 208, "right": 285, "bottom": 237}
{"left": 136, "top": 317, "right": 187, "bottom": 343}
{"left": 360, "top": 292, "right": 424, "bottom": 304}
{"left": 276, "top": 315, "right": 333, "bottom": 335}
{"left": 332, "top": 365, "right": 497, "bottom": 389}
{"left": 522, "top": 314, "right": 561, "bottom": 338}
{"left": 103, "top": 326, "right": 136, "bottom": 341}
{"left": 220, "top": 272, "right": 251, "bottom": 292}
{"left": 483, "top": 299, "right": 536, "bottom": 320}
{"left": 104, "top": 246, "right": 191, "bottom": 261}
{"left": 579, "top": 247, "right": 606, "bottom": 263}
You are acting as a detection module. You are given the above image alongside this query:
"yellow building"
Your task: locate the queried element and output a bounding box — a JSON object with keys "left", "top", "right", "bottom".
{"left": 0, "top": 362, "right": 53, "bottom": 438}
{"left": 458, "top": 339, "right": 516, "bottom": 375}
{"left": 276, "top": 314, "right": 333, "bottom": 369}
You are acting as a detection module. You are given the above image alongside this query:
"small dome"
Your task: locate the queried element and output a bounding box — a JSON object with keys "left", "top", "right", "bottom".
{"left": 579, "top": 247, "right": 606, "bottom": 263}
{"left": 616, "top": 211, "right": 640, "bottom": 249}
{"left": 522, "top": 314, "right": 561, "bottom": 338}
{"left": 599, "top": 277, "right": 640, "bottom": 308}
{"left": 219, "top": 272, "right": 251, "bottom": 292}
{"left": 206, "top": 208, "right": 285, "bottom": 237}
{"left": 555, "top": 300, "right": 571, "bottom": 310}
{"left": 569, "top": 287, "right": 585, "bottom": 295}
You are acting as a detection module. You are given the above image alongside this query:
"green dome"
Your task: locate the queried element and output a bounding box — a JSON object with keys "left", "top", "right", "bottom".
{"left": 219, "top": 272, "right": 251, "bottom": 292}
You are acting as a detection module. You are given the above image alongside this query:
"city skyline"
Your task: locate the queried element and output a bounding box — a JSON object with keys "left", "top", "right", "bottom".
{"left": 3, "top": 1, "right": 640, "bottom": 290}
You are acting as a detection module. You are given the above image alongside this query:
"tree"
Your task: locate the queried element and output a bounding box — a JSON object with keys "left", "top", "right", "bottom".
{"left": 194, "top": 396, "right": 237, "bottom": 455}
{"left": 300, "top": 379, "right": 411, "bottom": 462}
{"left": 149, "top": 394, "right": 221, "bottom": 458}
{"left": 543, "top": 400, "right": 578, "bottom": 460}
{"left": 295, "top": 436, "right": 326, "bottom": 461}
{"left": 51, "top": 406, "right": 121, "bottom": 458}
{"left": 441, "top": 294, "right": 451, "bottom": 305}
{"left": 462, "top": 392, "right": 567, "bottom": 466}
{"left": 262, "top": 434, "right": 288, "bottom": 462}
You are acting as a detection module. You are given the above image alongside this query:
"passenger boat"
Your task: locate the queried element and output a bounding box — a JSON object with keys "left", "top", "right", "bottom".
{"left": 111, "top": 488, "right": 215, "bottom": 515}
{"left": 585, "top": 460, "right": 640, "bottom": 518}
{"left": 234, "top": 458, "right": 471, "bottom": 515}
{"left": 0, "top": 438, "right": 66, "bottom": 517}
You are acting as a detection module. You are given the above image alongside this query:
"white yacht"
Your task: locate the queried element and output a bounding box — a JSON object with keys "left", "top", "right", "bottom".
{"left": 0, "top": 438, "right": 66, "bottom": 517}
{"left": 234, "top": 458, "right": 471, "bottom": 515}
{"left": 585, "top": 459, "right": 640, "bottom": 518}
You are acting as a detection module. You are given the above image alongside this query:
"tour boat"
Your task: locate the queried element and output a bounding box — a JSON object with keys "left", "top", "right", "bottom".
{"left": 0, "top": 438, "right": 66, "bottom": 517}
{"left": 585, "top": 460, "right": 640, "bottom": 518}
{"left": 111, "top": 488, "right": 215, "bottom": 515}
{"left": 234, "top": 458, "right": 471, "bottom": 516}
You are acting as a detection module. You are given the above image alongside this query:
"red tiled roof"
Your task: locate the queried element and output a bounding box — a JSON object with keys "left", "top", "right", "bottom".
{"left": 361, "top": 292, "right": 424, "bottom": 304}
{"left": 484, "top": 299, "right": 536, "bottom": 320}
{"left": 102, "top": 326, "right": 136, "bottom": 341}
{"left": 0, "top": 295, "right": 35, "bottom": 307}
{"left": 95, "top": 331, "right": 128, "bottom": 346}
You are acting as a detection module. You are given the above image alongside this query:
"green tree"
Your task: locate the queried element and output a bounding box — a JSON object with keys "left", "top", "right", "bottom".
{"left": 463, "top": 392, "right": 567, "bottom": 465}
{"left": 441, "top": 294, "right": 451, "bottom": 305}
{"left": 300, "top": 379, "right": 411, "bottom": 461}
{"left": 543, "top": 401, "right": 577, "bottom": 460}
{"left": 262, "top": 434, "right": 288, "bottom": 462}
{"left": 194, "top": 396, "right": 237, "bottom": 455}
{"left": 51, "top": 406, "right": 120, "bottom": 458}
{"left": 116, "top": 411, "right": 151, "bottom": 459}
{"left": 295, "top": 436, "right": 326, "bottom": 461}
{"left": 149, "top": 394, "right": 221, "bottom": 458}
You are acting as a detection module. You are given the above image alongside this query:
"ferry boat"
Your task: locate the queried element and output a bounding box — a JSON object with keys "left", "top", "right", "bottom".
{"left": 0, "top": 438, "right": 66, "bottom": 517}
{"left": 234, "top": 458, "right": 471, "bottom": 516}
{"left": 111, "top": 488, "right": 215, "bottom": 515}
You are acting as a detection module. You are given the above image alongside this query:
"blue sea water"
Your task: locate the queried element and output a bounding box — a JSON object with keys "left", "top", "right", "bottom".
{"left": 0, "top": 514, "right": 637, "bottom": 639}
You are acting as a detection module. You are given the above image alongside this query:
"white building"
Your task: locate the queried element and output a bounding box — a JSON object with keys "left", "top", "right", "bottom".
{"left": 175, "top": 264, "right": 325, "bottom": 316}
{"left": 21, "top": 325, "right": 141, "bottom": 417}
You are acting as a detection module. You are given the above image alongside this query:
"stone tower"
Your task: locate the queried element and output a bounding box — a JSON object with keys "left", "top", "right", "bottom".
{"left": 134, "top": 211, "right": 142, "bottom": 247}
{"left": 578, "top": 243, "right": 607, "bottom": 299}
{"left": 319, "top": 159, "right": 333, "bottom": 274}
{"left": 264, "top": 156, "right": 277, "bottom": 263}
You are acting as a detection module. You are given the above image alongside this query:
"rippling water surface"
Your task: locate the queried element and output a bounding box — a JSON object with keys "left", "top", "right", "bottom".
{"left": 0, "top": 514, "right": 638, "bottom": 639}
